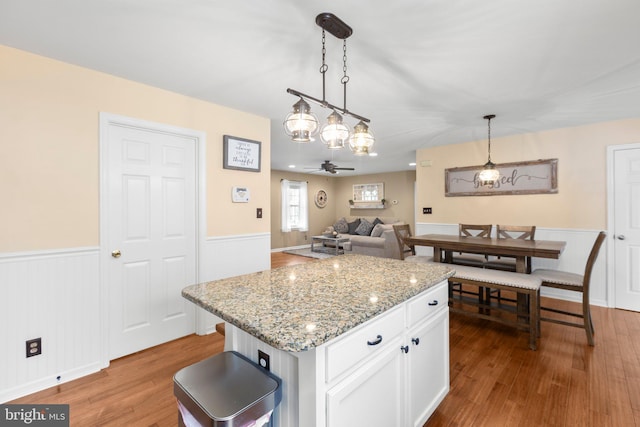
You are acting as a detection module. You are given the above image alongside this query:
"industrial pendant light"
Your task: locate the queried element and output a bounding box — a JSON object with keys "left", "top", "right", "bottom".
{"left": 283, "top": 98, "right": 319, "bottom": 142}
{"left": 348, "top": 121, "right": 375, "bottom": 155}
{"left": 284, "top": 13, "right": 374, "bottom": 154}
{"left": 478, "top": 114, "right": 500, "bottom": 185}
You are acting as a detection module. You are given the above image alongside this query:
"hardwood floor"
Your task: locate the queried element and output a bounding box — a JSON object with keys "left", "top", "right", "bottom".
{"left": 9, "top": 253, "right": 640, "bottom": 426}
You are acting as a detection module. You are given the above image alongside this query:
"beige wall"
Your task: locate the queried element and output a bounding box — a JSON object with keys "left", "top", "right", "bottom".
{"left": 334, "top": 171, "right": 416, "bottom": 224}
{"left": 0, "top": 45, "right": 271, "bottom": 252}
{"left": 270, "top": 169, "right": 416, "bottom": 249}
{"left": 416, "top": 118, "right": 640, "bottom": 229}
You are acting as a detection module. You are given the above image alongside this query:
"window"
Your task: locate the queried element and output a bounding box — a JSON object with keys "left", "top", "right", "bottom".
{"left": 281, "top": 179, "right": 308, "bottom": 232}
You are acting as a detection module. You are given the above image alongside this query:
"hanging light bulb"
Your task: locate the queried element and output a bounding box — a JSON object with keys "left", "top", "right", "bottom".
{"left": 348, "top": 121, "right": 375, "bottom": 155}
{"left": 283, "top": 98, "right": 319, "bottom": 143}
{"left": 478, "top": 114, "right": 500, "bottom": 185}
{"left": 320, "top": 110, "right": 350, "bottom": 149}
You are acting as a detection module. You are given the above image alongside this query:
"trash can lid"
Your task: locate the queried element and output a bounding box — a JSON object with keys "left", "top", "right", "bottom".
{"left": 174, "top": 351, "right": 281, "bottom": 422}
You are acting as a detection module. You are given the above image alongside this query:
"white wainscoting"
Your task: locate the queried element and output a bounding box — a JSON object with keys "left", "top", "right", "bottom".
{"left": 0, "top": 232, "right": 271, "bottom": 402}
{"left": 414, "top": 223, "right": 609, "bottom": 307}
{"left": 0, "top": 247, "right": 102, "bottom": 403}
{"left": 196, "top": 232, "right": 271, "bottom": 335}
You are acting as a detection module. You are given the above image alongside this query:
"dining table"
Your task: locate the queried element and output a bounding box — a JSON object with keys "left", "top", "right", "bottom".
{"left": 406, "top": 233, "right": 567, "bottom": 327}
{"left": 405, "top": 233, "right": 567, "bottom": 273}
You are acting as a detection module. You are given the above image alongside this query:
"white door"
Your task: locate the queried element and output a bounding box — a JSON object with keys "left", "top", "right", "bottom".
{"left": 613, "top": 147, "right": 640, "bottom": 312}
{"left": 105, "top": 120, "right": 197, "bottom": 359}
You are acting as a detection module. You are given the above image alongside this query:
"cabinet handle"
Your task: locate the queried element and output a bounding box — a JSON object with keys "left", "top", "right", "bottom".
{"left": 401, "top": 345, "right": 409, "bottom": 354}
{"left": 367, "top": 335, "right": 383, "bottom": 346}
{"left": 411, "top": 337, "right": 420, "bottom": 346}
{"left": 428, "top": 300, "right": 438, "bottom": 306}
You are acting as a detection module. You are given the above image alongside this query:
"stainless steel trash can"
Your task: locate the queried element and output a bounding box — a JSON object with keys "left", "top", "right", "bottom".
{"left": 174, "top": 351, "right": 282, "bottom": 427}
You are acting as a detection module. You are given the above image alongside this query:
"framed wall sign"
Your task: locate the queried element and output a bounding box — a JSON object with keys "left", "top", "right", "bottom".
{"left": 445, "top": 158, "right": 558, "bottom": 197}
{"left": 223, "top": 135, "right": 261, "bottom": 172}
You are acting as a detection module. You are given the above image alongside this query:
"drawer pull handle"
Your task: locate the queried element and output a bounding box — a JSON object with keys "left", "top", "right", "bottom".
{"left": 412, "top": 337, "right": 420, "bottom": 346}
{"left": 428, "top": 300, "right": 439, "bottom": 306}
{"left": 367, "top": 335, "right": 383, "bottom": 346}
{"left": 401, "top": 345, "right": 409, "bottom": 354}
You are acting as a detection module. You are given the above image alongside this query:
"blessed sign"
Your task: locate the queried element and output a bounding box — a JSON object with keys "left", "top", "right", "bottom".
{"left": 445, "top": 159, "right": 558, "bottom": 196}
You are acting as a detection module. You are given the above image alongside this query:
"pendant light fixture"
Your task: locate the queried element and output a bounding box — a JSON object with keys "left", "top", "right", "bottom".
{"left": 284, "top": 13, "right": 374, "bottom": 154}
{"left": 478, "top": 114, "right": 500, "bottom": 185}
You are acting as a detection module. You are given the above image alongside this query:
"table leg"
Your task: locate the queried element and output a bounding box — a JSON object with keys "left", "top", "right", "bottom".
{"left": 433, "top": 246, "right": 443, "bottom": 262}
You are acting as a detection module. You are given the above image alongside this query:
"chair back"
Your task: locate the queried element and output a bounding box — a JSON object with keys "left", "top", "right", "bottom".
{"left": 459, "top": 224, "right": 492, "bottom": 238}
{"left": 393, "top": 224, "right": 415, "bottom": 260}
{"left": 496, "top": 225, "right": 536, "bottom": 240}
{"left": 583, "top": 231, "right": 607, "bottom": 293}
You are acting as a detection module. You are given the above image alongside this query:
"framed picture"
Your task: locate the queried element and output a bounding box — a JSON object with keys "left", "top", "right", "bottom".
{"left": 445, "top": 158, "right": 558, "bottom": 197}
{"left": 223, "top": 135, "right": 261, "bottom": 172}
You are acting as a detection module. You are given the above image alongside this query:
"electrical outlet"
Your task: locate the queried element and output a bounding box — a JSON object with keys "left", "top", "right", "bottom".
{"left": 26, "top": 338, "right": 41, "bottom": 358}
{"left": 258, "top": 350, "right": 270, "bottom": 371}
{"left": 423, "top": 207, "right": 433, "bottom": 214}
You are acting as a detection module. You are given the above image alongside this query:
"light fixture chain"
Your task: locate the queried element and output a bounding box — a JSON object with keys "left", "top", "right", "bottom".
{"left": 342, "top": 39, "right": 349, "bottom": 110}
{"left": 320, "top": 29, "right": 328, "bottom": 103}
{"left": 487, "top": 116, "right": 492, "bottom": 162}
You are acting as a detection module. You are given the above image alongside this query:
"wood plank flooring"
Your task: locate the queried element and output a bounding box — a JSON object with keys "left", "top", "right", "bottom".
{"left": 9, "top": 252, "right": 640, "bottom": 426}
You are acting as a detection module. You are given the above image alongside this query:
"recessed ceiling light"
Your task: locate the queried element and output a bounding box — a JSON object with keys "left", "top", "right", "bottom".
{"left": 409, "top": 162, "right": 416, "bottom": 166}
{"left": 288, "top": 164, "right": 296, "bottom": 168}
{"left": 369, "top": 152, "right": 378, "bottom": 157}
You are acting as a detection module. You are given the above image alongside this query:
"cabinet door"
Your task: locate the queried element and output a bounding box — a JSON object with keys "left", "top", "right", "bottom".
{"left": 406, "top": 308, "right": 449, "bottom": 427}
{"left": 327, "top": 337, "right": 404, "bottom": 427}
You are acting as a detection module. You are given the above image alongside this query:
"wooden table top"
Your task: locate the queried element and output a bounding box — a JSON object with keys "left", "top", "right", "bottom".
{"left": 406, "top": 233, "right": 566, "bottom": 259}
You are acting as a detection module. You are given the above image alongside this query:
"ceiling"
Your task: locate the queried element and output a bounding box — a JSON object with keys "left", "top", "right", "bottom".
{"left": 2, "top": 0, "right": 640, "bottom": 176}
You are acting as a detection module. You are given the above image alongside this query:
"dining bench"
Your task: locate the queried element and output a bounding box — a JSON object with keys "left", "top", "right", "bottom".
{"left": 448, "top": 264, "right": 542, "bottom": 350}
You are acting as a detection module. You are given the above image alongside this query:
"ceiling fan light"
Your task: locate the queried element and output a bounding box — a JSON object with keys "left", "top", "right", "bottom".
{"left": 348, "top": 121, "right": 375, "bottom": 155}
{"left": 320, "top": 111, "right": 349, "bottom": 149}
{"left": 284, "top": 98, "right": 319, "bottom": 142}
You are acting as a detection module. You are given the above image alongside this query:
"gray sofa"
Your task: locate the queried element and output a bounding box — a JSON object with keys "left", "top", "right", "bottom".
{"left": 327, "top": 216, "right": 404, "bottom": 259}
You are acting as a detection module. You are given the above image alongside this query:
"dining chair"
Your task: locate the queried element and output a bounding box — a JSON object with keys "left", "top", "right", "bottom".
{"left": 532, "top": 231, "right": 606, "bottom": 346}
{"left": 392, "top": 224, "right": 433, "bottom": 263}
{"left": 450, "top": 224, "right": 493, "bottom": 267}
{"left": 484, "top": 225, "right": 537, "bottom": 273}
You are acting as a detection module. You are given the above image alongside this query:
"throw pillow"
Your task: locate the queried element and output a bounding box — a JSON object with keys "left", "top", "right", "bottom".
{"left": 347, "top": 218, "right": 361, "bottom": 235}
{"left": 355, "top": 218, "right": 374, "bottom": 236}
{"left": 370, "top": 223, "right": 385, "bottom": 237}
{"left": 333, "top": 217, "right": 349, "bottom": 234}
{"left": 372, "top": 217, "right": 383, "bottom": 227}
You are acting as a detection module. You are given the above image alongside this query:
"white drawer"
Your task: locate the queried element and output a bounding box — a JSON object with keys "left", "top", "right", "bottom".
{"left": 325, "top": 305, "right": 405, "bottom": 383}
{"left": 406, "top": 280, "right": 448, "bottom": 328}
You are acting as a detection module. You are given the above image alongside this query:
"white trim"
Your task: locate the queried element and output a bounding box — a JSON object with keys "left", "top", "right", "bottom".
{"left": 0, "top": 246, "right": 99, "bottom": 261}
{"left": 272, "top": 244, "right": 312, "bottom": 252}
{"left": 606, "top": 142, "right": 640, "bottom": 309}
{"left": 205, "top": 232, "right": 271, "bottom": 242}
{"left": 98, "top": 112, "right": 206, "bottom": 367}
{"left": 2, "top": 362, "right": 103, "bottom": 404}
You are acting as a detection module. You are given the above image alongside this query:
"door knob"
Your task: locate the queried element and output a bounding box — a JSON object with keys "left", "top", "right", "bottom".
{"left": 617, "top": 235, "right": 626, "bottom": 240}
{"left": 111, "top": 249, "right": 122, "bottom": 258}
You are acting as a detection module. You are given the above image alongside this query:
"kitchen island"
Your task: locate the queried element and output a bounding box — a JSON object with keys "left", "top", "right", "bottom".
{"left": 182, "top": 254, "right": 454, "bottom": 427}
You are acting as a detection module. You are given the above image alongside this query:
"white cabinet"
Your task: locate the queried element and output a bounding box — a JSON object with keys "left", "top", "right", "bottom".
{"left": 407, "top": 308, "right": 449, "bottom": 427}
{"left": 326, "top": 336, "right": 405, "bottom": 427}
{"left": 324, "top": 280, "right": 449, "bottom": 427}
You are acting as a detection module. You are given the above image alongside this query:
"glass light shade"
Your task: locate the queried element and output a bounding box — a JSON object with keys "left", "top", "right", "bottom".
{"left": 348, "top": 121, "right": 375, "bottom": 156}
{"left": 283, "top": 98, "right": 319, "bottom": 143}
{"left": 479, "top": 161, "right": 500, "bottom": 185}
{"left": 320, "top": 111, "right": 350, "bottom": 149}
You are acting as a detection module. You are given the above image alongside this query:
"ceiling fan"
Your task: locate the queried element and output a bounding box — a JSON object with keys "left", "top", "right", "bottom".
{"left": 314, "top": 160, "right": 355, "bottom": 174}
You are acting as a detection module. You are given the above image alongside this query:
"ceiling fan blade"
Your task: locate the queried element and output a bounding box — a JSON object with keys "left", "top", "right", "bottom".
{"left": 334, "top": 167, "right": 355, "bottom": 170}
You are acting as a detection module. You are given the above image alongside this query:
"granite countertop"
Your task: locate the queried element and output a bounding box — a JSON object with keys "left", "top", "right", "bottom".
{"left": 182, "top": 254, "right": 455, "bottom": 352}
